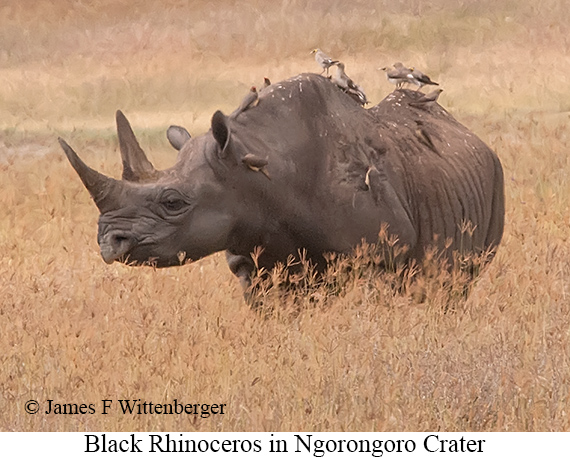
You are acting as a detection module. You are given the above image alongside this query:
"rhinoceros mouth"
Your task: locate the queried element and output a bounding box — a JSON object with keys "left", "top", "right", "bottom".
{"left": 99, "top": 230, "right": 137, "bottom": 264}
{"left": 100, "top": 245, "right": 129, "bottom": 264}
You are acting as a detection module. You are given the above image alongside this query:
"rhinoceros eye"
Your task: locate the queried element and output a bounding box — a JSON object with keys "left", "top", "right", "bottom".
{"left": 159, "top": 190, "right": 188, "bottom": 214}
{"left": 163, "top": 198, "right": 185, "bottom": 212}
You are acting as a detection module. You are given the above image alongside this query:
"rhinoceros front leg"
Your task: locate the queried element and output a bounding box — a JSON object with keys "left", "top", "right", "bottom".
{"left": 225, "top": 251, "right": 255, "bottom": 298}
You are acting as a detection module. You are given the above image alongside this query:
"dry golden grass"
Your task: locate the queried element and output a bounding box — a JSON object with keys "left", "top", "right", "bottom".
{"left": 1, "top": 0, "right": 569, "bottom": 431}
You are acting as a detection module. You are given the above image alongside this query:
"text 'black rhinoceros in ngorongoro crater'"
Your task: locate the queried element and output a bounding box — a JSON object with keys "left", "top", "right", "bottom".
{"left": 59, "top": 73, "right": 505, "bottom": 299}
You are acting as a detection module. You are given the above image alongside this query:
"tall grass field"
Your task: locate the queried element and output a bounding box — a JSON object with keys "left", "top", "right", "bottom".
{"left": 1, "top": 0, "right": 569, "bottom": 431}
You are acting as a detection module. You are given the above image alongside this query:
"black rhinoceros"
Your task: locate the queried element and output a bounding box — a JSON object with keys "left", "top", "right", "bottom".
{"left": 59, "top": 73, "right": 504, "bottom": 295}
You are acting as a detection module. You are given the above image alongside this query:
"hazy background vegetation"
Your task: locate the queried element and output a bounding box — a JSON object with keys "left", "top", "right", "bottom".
{"left": 1, "top": 0, "right": 569, "bottom": 431}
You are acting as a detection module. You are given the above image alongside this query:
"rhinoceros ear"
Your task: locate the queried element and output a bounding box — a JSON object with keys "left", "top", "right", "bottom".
{"left": 116, "top": 110, "right": 158, "bottom": 182}
{"left": 211, "top": 110, "right": 231, "bottom": 157}
{"left": 166, "top": 125, "right": 191, "bottom": 151}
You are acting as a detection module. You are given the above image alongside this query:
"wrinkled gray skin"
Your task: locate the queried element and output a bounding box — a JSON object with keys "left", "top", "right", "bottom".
{"left": 59, "top": 73, "right": 504, "bottom": 297}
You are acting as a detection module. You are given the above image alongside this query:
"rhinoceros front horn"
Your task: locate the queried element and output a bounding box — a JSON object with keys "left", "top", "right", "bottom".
{"left": 116, "top": 110, "right": 158, "bottom": 182}
{"left": 58, "top": 138, "right": 123, "bottom": 214}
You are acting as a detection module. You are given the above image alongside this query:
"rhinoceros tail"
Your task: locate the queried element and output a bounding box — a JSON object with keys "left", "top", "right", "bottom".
{"left": 484, "top": 153, "right": 505, "bottom": 256}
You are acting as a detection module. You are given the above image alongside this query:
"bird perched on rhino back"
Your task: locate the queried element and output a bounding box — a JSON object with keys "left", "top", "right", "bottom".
{"left": 332, "top": 62, "right": 368, "bottom": 106}
{"left": 242, "top": 153, "right": 270, "bottom": 180}
{"left": 230, "top": 86, "right": 259, "bottom": 119}
{"left": 380, "top": 62, "right": 412, "bottom": 89}
{"left": 409, "top": 88, "right": 444, "bottom": 107}
{"left": 311, "top": 48, "right": 339, "bottom": 75}
{"left": 408, "top": 67, "right": 439, "bottom": 91}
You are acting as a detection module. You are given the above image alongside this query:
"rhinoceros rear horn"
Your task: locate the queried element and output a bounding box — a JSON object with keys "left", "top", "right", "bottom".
{"left": 58, "top": 138, "right": 123, "bottom": 213}
{"left": 116, "top": 110, "right": 158, "bottom": 182}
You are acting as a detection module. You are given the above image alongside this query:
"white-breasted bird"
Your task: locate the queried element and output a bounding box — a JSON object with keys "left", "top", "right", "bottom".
{"left": 408, "top": 67, "right": 439, "bottom": 90}
{"left": 311, "top": 48, "right": 339, "bottom": 76}
{"left": 380, "top": 62, "right": 412, "bottom": 89}
{"left": 364, "top": 165, "right": 382, "bottom": 204}
{"left": 332, "top": 62, "right": 368, "bottom": 106}
{"left": 409, "top": 88, "right": 443, "bottom": 106}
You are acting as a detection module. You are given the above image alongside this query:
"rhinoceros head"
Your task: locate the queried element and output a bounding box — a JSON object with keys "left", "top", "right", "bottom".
{"left": 60, "top": 110, "right": 248, "bottom": 267}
